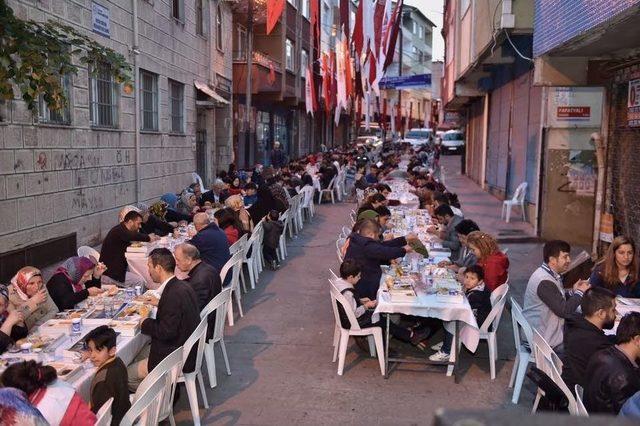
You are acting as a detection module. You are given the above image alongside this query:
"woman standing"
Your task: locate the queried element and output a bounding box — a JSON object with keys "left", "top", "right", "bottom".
{"left": 8, "top": 267, "right": 57, "bottom": 330}
{"left": 466, "top": 231, "right": 509, "bottom": 292}
{"left": 590, "top": 235, "right": 640, "bottom": 298}
{"left": 46, "top": 257, "right": 105, "bottom": 311}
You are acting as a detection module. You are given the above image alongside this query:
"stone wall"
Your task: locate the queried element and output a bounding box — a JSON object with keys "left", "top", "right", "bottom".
{"left": 0, "top": 0, "right": 232, "bottom": 252}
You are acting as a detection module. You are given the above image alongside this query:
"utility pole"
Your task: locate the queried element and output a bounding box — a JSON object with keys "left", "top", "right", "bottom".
{"left": 244, "top": 0, "right": 254, "bottom": 168}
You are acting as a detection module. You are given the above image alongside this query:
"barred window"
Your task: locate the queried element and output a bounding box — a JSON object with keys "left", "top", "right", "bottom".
{"left": 89, "top": 63, "right": 119, "bottom": 128}
{"left": 140, "top": 70, "right": 158, "bottom": 131}
{"left": 169, "top": 79, "right": 184, "bottom": 133}
{"left": 39, "top": 75, "right": 71, "bottom": 125}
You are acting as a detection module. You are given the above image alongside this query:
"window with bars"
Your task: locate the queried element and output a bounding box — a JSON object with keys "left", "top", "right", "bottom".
{"left": 169, "top": 79, "right": 184, "bottom": 133}
{"left": 196, "top": 0, "right": 204, "bottom": 35}
{"left": 140, "top": 70, "right": 158, "bottom": 131}
{"left": 216, "top": 4, "right": 223, "bottom": 51}
{"left": 39, "top": 75, "right": 72, "bottom": 125}
{"left": 286, "top": 38, "right": 295, "bottom": 72}
{"left": 89, "top": 63, "right": 119, "bottom": 128}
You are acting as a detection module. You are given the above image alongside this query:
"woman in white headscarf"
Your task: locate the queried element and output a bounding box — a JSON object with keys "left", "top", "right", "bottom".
{"left": 8, "top": 267, "right": 58, "bottom": 330}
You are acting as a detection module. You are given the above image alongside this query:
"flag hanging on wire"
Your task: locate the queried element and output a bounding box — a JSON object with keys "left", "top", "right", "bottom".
{"left": 383, "top": 0, "right": 403, "bottom": 71}
{"left": 352, "top": 0, "right": 364, "bottom": 57}
{"left": 321, "top": 53, "right": 330, "bottom": 115}
{"left": 305, "top": 65, "right": 316, "bottom": 117}
{"left": 266, "top": 0, "right": 285, "bottom": 35}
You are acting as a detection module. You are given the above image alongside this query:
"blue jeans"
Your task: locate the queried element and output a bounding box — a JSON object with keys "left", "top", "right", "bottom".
{"left": 442, "top": 326, "right": 453, "bottom": 354}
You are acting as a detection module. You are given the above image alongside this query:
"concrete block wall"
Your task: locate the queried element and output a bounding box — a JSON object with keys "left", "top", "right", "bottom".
{"left": 0, "top": 0, "right": 228, "bottom": 253}
{"left": 533, "top": 0, "right": 640, "bottom": 57}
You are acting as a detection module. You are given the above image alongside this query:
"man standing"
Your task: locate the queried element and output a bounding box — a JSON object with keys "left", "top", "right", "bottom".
{"left": 100, "top": 210, "right": 158, "bottom": 287}
{"left": 585, "top": 312, "right": 640, "bottom": 414}
{"left": 562, "top": 287, "right": 616, "bottom": 392}
{"left": 189, "top": 213, "right": 231, "bottom": 274}
{"left": 270, "top": 141, "right": 286, "bottom": 169}
{"left": 174, "top": 243, "right": 222, "bottom": 340}
{"left": 128, "top": 248, "right": 200, "bottom": 390}
{"left": 429, "top": 204, "right": 463, "bottom": 261}
{"left": 523, "top": 240, "right": 590, "bottom": 354}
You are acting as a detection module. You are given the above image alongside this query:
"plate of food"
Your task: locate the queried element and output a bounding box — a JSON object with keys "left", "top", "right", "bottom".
{"left": 47, "top": 362, "right": 83, "bottom": 381}
{"left": 115, "top": 304, "right": 151, "bottom": 320}
{"left": 15, "top": 334, "right": 65, "bottom": 353}
{"left": 55, "top": 309, "right": 90, "bottom": 320}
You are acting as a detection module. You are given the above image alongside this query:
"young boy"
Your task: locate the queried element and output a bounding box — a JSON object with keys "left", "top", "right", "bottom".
{"left": 262, "top": 210, "right": 285, "bottom": 270}
{"left": 429, "top": 264, "right": 492, "bottom": 361}
{"left": 84, "top": 325, "right": 131, "bottom": 425}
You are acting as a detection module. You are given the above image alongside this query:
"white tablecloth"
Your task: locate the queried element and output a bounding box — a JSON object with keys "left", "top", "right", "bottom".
{"left": 373, "top": 284, "right": 480, "bottom": 352}
{"left": 126, "top": 246, "right": 188, "bottom": 289}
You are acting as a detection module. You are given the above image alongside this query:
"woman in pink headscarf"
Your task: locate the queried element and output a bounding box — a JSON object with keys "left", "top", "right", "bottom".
{"left": 9, "top": 267, "right": 58, "bottom": 330}
{"left": 46, "top": 257, "right": 106, "bottom": 311}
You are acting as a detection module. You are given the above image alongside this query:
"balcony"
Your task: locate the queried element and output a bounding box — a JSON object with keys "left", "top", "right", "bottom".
{"left": 233, "top": 50, "right": 283, "bottom": 95}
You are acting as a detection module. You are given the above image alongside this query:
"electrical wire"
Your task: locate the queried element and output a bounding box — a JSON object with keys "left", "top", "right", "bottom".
{"left": 504, "top": 30, "right": 533, "bottom": 62}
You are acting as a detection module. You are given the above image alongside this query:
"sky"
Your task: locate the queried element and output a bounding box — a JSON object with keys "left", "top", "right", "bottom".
{"left": 406, "top": 0, "right": 445, "bottom": 61}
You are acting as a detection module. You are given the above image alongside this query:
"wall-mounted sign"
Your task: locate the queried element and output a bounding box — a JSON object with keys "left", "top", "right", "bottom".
{"left": 92, "top": 3, "right": 110, "bottom": 38}
{"left": 547, "top": 87, "right": 603, "bottom": 128}
{"left": 628, "top": 79, "right": 640, "bottom": 127}
{"left": 379, "top": 74, "right": 431, "bottom": 90}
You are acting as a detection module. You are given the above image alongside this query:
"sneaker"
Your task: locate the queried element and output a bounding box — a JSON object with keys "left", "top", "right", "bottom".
{"left": 430, "top": 341, "right": 443, "bottom": 351}
{"left": 428, "top": 350, "right": 451, "bottom": 362}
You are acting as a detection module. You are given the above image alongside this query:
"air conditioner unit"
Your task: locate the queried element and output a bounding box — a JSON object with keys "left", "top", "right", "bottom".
{"left": 501, "top": 0, "right": 515, "bottom": 29}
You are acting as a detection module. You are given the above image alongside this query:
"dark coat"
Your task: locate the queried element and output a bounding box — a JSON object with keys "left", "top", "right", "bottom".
{"left": 344, "top": 232, "right": 407, "bottom": 300}
{"left": 141, "top": 215, "right": 174, "bottom": 237}
{"left": 466, "top": 286, "right": 491, "bottom": 327}
{"left": 189, "top": 222, "right": 231, "bottom": 274}
{"left": 248, "top": 185, "right": 277, "bottom": 224}
{"left": 89, "top": 357, "right": 131, "bottom": 426}
{"left": 99, "top": 223, "right": 151, "bottom": 283}
{"left": 584, "top": 345, "right": 640, "bottom": 414}
{"left": 0, "top": 324, "right": 28, "bottom": 355}
{"left": 47, "top": 274, "right": 102, "bottom": 311}
{"left": 262, "top": 219, "right": 284, "bottom": 250}
{"left": 562, "top": 314, "right": 615, "bottom": 392}
{"left": 186, "top": 262, "right": 222, "bottom": 340}
{"left": 589, "top": 263, "right": 640, "bottom": 298}
{"left": 141, "top": 277, "right": 200, "bottom": 372}
{"left": 270, "top": 148, "right": 286, "bottom": 169}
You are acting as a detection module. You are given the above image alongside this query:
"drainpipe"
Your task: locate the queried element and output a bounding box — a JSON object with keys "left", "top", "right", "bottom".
{"left": 591, "top": 131, "right": 606, "bottom": 258}
{"left": 132, "top": 0, "right": 141, "bottom": 203}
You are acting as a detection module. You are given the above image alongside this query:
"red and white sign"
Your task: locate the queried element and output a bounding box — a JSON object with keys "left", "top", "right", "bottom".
{"left": 557, "top": 106, "right": 591, "bottom": 119}
{"left": 628, "top": 79, "right": 640, "bottom": 127}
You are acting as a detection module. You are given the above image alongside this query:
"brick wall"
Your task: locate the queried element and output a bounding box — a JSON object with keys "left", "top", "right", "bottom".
{"left": 0, "top": 0, "right": 232, "bottom": 253}
{"left": 533, "top": 0, "right": 640, "bottom": 57}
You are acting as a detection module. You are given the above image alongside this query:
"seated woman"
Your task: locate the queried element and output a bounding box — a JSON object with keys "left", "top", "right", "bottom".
{"left": 160, "top": 193, "right": 191, "bottom": 223}
{"left": 8, "top": 267, "right": 57, "bottom": 330}
{"left": 0, "top": 285, "right": 28, "bottom": 354}
{"left": 590, "top": 235, "right": 640, "bottom": 298}
{"left": 1, "top": 361, "right": 96, "bottom": 425}
{"left": 465, "top": 231, "right": 509, "bottom": 292}
{"left": 138, "top": 202, "right": 175, "bottom": 237}
{"left": 176, "top": 190, "right": 201, "bottom": 218}
{"left": 228, "top": 177, "right": 243, "bottom": 196}
{"left": 215, "top": 207, "right": 243, "bottom": 245}
{"left": 225, "top": 194, "right": 254, "bottom": 234}
{"left": 46, "top": 257, "right": 105, "bottom": 311}
{"left": 356, "top": 193, "right": 387, "bottom": 217}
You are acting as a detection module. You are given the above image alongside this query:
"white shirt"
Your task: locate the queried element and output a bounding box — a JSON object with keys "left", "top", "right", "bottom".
{"left": 154, "top": 275, "right": 174, "bottom": 297}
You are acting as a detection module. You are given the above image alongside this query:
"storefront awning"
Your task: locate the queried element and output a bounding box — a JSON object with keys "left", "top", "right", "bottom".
{"left": 194, "top": 80, "right": 229, "bottom": 105}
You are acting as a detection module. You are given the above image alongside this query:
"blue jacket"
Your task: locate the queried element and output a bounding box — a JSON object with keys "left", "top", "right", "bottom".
{"left": 344, "top": 232, "right": 407, "bottom": 300}
{"left": 189, "top": 223, "right": 231, "bottom": 275}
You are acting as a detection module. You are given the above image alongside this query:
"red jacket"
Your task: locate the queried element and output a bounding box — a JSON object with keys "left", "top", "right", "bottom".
{"left": 223, "top": 226, "right": 239, "bottom": 245}
{"left": 479, "top": 251, "right": 509, "bottom": 292}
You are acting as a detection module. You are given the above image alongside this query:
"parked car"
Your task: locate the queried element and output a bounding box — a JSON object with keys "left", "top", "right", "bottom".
{"left": 440, "top": 130, "right": 465, "bottom": 154}
{"left": 402, "top": 128, "right": 433, "bottom": 149}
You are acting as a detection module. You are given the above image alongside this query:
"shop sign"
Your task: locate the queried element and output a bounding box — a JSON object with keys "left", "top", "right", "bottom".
{"left": 92, "top": 3, "right": 110, "bottom": 38}
{"left": 599, "top": 213, "right": 614, "bottom": 243}
{"left": 548, "top": 87, "right": 603, "bottom": 128}
{"left": 627, "top": 79, "right": 640, "bottom": 127}
{"left": 557, "top": 106, "right": 590, "bottom": 119}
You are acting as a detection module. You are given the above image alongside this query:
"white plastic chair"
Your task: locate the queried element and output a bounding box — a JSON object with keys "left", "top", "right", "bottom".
{"left": 317, "top": 176, "right": 337, "bottom": 204}
{"left": 242, "top": 231, "right": 261, "bottom": 290}
{"left": 478, "top": 284, "right": 509, "bottom": 380}
{"left": 277, "top": 210, "right": 290, "bottom": 261}
{"left": 329, "top": 269, "right": 339, "bottom": 280}
{"left": 220, "top": 251, "right": 244, "bottom": 326}
{"left": 336, "top": 237, "right": 346, "bottom": 263}
{"left": 77, "top": 245, "right": 100, "bottom": 262}
{"left": 177, "top": 316, "right": 209, "bottom": 426}
{"left": 329, "top": 283, "right": 385, "bottom": 376}
{"left": 341, "top": 226, "right": 351, "bottom": 239}
{"left": 575, "top": 384, "right": 589, "bottom": 417}
{"left": 531, "top": 330, "right": 568, "bottom": 414}
{"left": 502, "top": 182, "right": 528, "bottom": 223}
{"left": 508, "top": 297, "right": 535, "bottom": 404}
{"left": 131, "top": 346, "right": 182, "bottom": 425}
{"left": 192, "top": 172, "right": 204, "bottom": 191}
{"left": 230, "top": 234, "right": 248, "bottom": 293}
{"left": 201, "top": 288, "right": 232, "bottom": 389}
{"left": 121, "top": 373, "right": 165, "bottom": 426}
{"left": 300, "top": 185, "right": 315, "bottom": 220}
{"left": 95, "top": 397, "right": 113, "bottom": 426}
{"left": 254, "top": 221, "right": 265, "bottom": 275}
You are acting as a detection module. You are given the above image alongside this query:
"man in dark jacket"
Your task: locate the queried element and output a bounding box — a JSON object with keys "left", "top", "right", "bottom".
{"left": 128, "top": 248, "right": 200, "bottom": 391}
{"left": 189, "top": 213, "right": 231, "bottom": 274}
{"left": 174, "top": 243, "right": 222, "bottom": 340}
{"left": 100, "top": 210, "right": 157, "bottom": 286}
{"left": 430, "top": 204, "right": 463, "bottom": 261}
{"left": 584, "top": 312, "right": 640, "bottom": 414}
{"left": 344, "top": 219, "right": 414, "bottom": 301}
{"left": 562, "top": 287, "right": 616, "bottom": 392}
{"left": 270, "top": 141, "right": 286, "bottom": 169}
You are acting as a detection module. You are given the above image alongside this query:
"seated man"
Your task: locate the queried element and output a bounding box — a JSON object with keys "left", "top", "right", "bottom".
{"left": 127, "top": 248, "right": 200, "bottom": 391}
{"left": 174, "top": 243, "right": 222, "bottom": 340}
{"left": 429, "top": 204, "right": 463, "bottom": 261}
{"left": 585, "top": 312, "right": 640, "bottom": 414}
{"left": 523, "top": 240, "right": 590, "bottom": 354}
{"left": 100, "top": 210, "right": 157, "bottom": 287}
{"left": 562, "top": 287, "right": 616, "bottom": 392}
{"left": 189, "top": 212, "right": 231, "bottom": 274}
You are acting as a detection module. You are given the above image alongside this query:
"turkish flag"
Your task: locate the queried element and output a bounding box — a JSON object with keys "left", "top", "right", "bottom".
{"left": 383, "top": 0, "right": 403, "bottom": 70}
{"left": 322, "top": 53, "right": 330, "bottom": 114}
{"left": 267, "top": 0, "right": 285, "bottom": 35}
{"left": 352, "top": 0, "right": 364, "bottom": 57}
{"left": 344, "top": 42, "right": 353, "bottom": 99}
{"left": 340, "top": 0, "right": 350, "bottom": 40}
{"left": 311, "top": 0, "right": 320, "bottom": 51}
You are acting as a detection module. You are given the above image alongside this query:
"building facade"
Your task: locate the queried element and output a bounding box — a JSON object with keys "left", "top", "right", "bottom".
{"left": 0, "top": 0, "right": 233, "bottom": 279}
